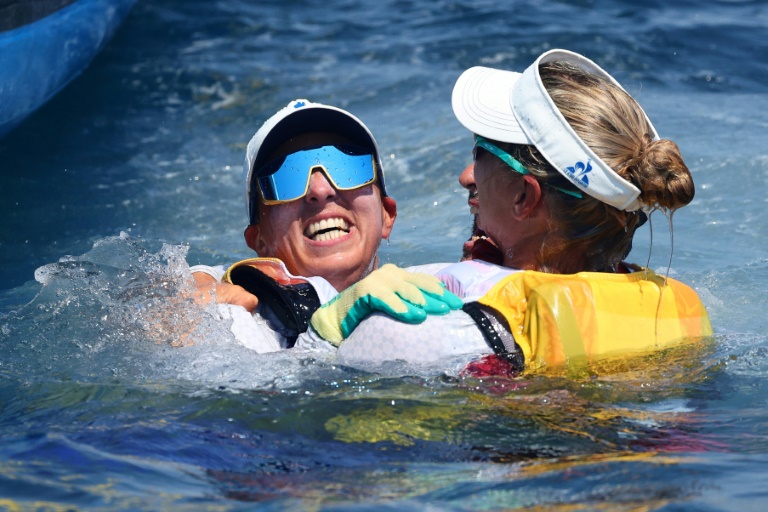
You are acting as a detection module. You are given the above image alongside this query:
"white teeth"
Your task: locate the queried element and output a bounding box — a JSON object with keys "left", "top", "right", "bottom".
{"left": 306, "top": 218, "right": 350, "bottom": 241}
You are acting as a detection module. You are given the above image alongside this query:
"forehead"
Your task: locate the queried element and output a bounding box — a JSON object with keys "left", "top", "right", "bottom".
{"left": 268, "top": 132, "right": 355, "bottom": 161}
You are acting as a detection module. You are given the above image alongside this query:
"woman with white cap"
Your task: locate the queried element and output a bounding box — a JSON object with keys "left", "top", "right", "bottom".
{"left": 307, "top": 49, "right": 713, "bottom": 376}
{"left": 191, "top": 99, "right": 461, "bottom": 352}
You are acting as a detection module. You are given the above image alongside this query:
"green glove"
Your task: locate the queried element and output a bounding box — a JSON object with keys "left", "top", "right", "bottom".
{"left": 310, "top": 264, "right": 463, "bottom": 345}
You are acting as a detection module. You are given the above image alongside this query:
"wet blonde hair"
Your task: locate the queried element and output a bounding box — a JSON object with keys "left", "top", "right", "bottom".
{"left": 509, "top": 60, "right": 695, "bottom": 273}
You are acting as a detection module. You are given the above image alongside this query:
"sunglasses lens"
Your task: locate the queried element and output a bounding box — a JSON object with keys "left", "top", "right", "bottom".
{"left": 258, "top": 164, "right": 309, "bottom": 202}
{"left": 256, "top": 145, "right": 375, "bottom": 203}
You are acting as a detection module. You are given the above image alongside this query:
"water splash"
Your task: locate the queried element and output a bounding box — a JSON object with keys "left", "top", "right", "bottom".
{"left": 1, "top": 233, "right": 344, "bottom": 389}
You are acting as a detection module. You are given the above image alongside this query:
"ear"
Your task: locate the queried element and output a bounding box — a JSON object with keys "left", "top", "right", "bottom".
{"left": 512, "top": 175, "right": 543, "bottom": 219}
{"left": 244, "top": 225, "right": 266, "bottom": 254}
{"left": 380, "top": 196, "right": 397, "bottom": 239}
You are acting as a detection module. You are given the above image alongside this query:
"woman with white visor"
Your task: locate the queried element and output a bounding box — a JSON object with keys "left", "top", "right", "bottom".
{"left": 304, "top": 49, "right": 713, "bottom": 376}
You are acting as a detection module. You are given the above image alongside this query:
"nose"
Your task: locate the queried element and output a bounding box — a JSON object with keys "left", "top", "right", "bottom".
{"left": 458, "top": 163, "right": 475, "bottom": 190}
{"left": 304, "top": 168, "right": 337, "bottom": 202}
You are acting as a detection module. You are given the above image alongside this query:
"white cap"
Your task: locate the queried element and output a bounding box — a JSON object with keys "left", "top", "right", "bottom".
{"left": 244, "top": 99, "right": 386, "bottom": 222}
{"left": 452, "top": 49, "right": 659, "bottom": 211}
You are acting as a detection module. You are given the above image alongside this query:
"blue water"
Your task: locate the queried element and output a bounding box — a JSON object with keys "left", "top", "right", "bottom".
{"left": 1, "top": 0, "right": 768, "bottom": 509}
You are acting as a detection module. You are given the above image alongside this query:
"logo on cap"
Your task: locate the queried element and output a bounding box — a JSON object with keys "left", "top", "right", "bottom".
{"left": 564, "top": 159, "right": 592, "bottom": 187}
{"left": 293, "top": 101, "right": 306, "bottom": 109}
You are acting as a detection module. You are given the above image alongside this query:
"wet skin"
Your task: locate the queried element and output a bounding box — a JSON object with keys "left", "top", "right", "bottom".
{"left": 245, "top": 132, "right": 397, "bottom": 292}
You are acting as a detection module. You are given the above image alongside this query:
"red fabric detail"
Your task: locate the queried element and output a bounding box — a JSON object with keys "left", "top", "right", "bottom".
{"left": 462, "top": 354, "right": 520, "bottom": 378}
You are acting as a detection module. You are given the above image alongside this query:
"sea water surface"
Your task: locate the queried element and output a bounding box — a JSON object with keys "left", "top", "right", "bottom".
{"left": 1, "top": 0, "right": 768, "bottom": 509}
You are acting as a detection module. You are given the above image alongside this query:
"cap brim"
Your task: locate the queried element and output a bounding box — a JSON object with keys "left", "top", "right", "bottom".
{"left": 451, "top": 66, "right": 532, "bottom": 145}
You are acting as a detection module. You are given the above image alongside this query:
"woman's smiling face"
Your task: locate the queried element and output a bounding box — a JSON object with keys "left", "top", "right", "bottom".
{"left": 246, "top": 132, "right": 396, "bottom": 291}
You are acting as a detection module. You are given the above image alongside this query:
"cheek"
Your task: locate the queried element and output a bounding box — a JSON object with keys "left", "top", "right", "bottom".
{"left": 269, "top": 202, "right": 300, "bottom": 224}
{"left": 349, "top": 199, "right": 387, "bottom": 243}
{"left": 477, "top": 174, "right": 513, "bottom": 224}
{"left": 347, "top": 188, "right": 382, "bottom": 221}
{"left": 473, "top": 159, "right": 495, "bottom": 188}
{"left": 474, "top": 169, "right": 497, "bottom": 201}
{"left": 477, "top": 163, "right": 516, "bottom": 200}
{"left": 260, "top": 204, "right": 302, "bottom": 242}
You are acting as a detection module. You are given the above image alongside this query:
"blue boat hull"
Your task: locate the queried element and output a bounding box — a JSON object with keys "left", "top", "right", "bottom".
{"left": 0, "top": 0, "right": 136, "bottom": 138}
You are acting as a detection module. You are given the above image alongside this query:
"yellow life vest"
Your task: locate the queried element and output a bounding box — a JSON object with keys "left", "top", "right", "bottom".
{"left": 477, "top": 268, "right": 713, "bottom": 373}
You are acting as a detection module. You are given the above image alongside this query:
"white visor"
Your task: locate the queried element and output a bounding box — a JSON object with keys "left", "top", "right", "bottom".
{"left": 452, "top": 49, "right": 659, "bottom": 211}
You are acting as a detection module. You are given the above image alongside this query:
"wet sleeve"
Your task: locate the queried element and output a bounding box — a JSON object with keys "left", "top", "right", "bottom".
{"left": 336, "top": 309, "right": 492, "bottom": 365}
{"left": 190, "top": 264, "right": 226, "bottom": 282}
{"left": 216, "top": 304, "right": 283, "bottom": 353}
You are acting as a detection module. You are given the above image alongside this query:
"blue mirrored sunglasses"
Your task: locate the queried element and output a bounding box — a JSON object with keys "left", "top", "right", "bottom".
{"left": 474, "top": 136, "right": 583, "bottom": 199}
{"left": 255, "top": 144, "right": 377, "bottom": 205}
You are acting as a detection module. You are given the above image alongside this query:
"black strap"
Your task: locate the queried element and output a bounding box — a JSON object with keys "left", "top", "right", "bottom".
{"left": 462, "top": 302, "right": 525, "bottom": 372}
{"left": 228, "top": 265, "right": 320, "bottom": 348}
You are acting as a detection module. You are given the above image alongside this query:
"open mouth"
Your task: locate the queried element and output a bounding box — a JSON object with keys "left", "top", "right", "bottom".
{"left": 305, "top": 217, "right": 350, "bottom": 242}
{"left": 468, "top": 228, "right": 493, "bottom": 247}
{"left": 462, "top": 224, "right": 502, "bottom": 263}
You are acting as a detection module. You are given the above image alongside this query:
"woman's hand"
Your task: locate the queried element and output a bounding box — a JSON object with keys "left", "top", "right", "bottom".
{"left": 309, "top": 264, "right": 463, "bottom": 345}
{"left": 192, "top": 272, "right": 259, "bottom": 313}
